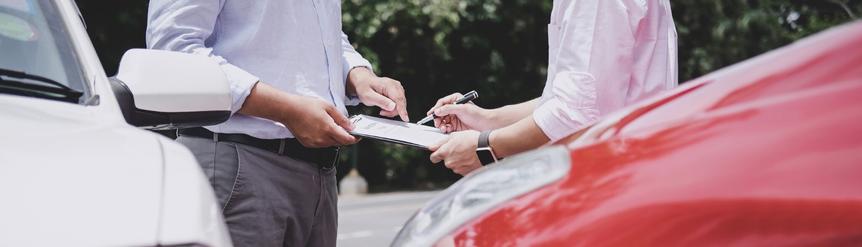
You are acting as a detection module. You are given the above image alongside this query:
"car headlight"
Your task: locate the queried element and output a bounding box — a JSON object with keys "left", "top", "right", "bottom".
{"left": 392, "top": 146, "right": 571, "bottom": 247}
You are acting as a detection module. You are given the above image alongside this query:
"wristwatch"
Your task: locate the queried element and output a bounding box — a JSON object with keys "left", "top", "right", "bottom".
{"left": 476, "top": 130, "right": 499, "bottom": 166}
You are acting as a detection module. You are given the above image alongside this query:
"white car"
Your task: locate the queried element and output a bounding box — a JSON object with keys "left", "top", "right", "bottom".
{"left": 0, "top": 0, "right": 233, "bottom": 246}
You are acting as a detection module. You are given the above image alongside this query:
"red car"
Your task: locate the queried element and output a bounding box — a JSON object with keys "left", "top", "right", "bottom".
{"left": 393, "top": 22, "right": 862, "bottom": 246}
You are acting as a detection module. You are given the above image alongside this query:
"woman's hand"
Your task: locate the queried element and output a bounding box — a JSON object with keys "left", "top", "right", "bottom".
{"left": 429, "top": 130, "right": 484, "bottom": 175}
{"left": 427, "top": 93, "right": 496, "bottom": 133}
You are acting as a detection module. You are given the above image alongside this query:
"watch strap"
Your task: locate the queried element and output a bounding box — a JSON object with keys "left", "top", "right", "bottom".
{"left": 476, "top": 130, "right": 497, "bottom": 166}
{"left": 478, "top": 130, "right": 492, "bottom": 148}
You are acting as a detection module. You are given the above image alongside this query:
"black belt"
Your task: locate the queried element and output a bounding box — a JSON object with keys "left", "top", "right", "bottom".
{"left": 177, "top": 127, "right": 339, "bottom": 170}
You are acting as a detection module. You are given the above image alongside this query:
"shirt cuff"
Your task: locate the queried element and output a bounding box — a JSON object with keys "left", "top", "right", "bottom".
{"left": 342, "top": 55, "right": 373, "bottom": 106}
{"left": 533, "top": 98, "right": 598, "bottom": 142}
{"left": 221, "top": 63, "right": 259, "bottom": 113}
{"left": 344, "top": 94, "right": 362, "bottom": 106}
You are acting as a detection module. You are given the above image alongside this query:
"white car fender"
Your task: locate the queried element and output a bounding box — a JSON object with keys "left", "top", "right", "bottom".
{"left": 156, "top": 138, "right": 233, "bottom": 247}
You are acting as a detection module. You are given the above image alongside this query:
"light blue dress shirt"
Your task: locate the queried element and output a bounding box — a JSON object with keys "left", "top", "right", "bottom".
{"left": 146, "top": 0, "right": 372, "bottom": 139}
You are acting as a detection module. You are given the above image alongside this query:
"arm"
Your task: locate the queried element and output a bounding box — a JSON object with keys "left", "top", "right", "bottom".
{"left": 487, "top": 98, "right": 540, "bottom": 127}
{"left": 146, "top": 0, "right": 257, "bottom": 113}
{"left": 239, "top": 83, "right": 357, "bottom": 147}
{"left": 431, "top": 1, "right": 642, "bottom": 174}
{"left": 488, "top": 116, "right": 549, "bottom": 158}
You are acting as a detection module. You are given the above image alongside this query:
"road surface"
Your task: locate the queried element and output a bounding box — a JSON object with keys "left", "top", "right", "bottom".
{"left": 337, "top": 191, "right": 440, "bottom": 247}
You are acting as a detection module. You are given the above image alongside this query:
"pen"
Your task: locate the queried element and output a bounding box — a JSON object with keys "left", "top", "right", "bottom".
{"left": 416, "top": 90, "right": 479, "bottom": 125}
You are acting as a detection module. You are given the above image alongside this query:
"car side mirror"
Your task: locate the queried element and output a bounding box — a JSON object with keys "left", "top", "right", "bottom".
{"left": 111, "top": 49, "right": 232, "bottom": 129}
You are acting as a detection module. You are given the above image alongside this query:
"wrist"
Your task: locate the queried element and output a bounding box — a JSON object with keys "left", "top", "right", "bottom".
{"left": 483, "top": 107, "right": 507, "bottom": 130}
{"left": 277, "top": 93, "right": 304, "bottom": 122}
{"left": 346, "top": 67, "right": 375, "bottom": 96}
{"left": 487, "top": 130, "right": 503, "bottom": 158}
{"left": 477, "top": 130, "right": 499, "bottom": 165}
{"left": 239, "top": 82, "right": 301, "bottom": 124}
{"left": 485, "top": 107, "right": 501, "bottom": 124}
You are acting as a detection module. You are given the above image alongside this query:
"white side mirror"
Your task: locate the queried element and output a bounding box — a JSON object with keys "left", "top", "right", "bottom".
{"left": 112, "top": 49, "right": 232, "bottom": 129}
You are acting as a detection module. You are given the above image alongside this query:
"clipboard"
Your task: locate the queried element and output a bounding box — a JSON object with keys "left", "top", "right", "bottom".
{"left": 349, "top": 115, "right": 448, "bottom": 150}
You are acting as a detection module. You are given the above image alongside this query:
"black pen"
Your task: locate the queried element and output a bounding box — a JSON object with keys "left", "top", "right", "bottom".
{"left": 417, "top": 90, "right": 479, "bottom": 125}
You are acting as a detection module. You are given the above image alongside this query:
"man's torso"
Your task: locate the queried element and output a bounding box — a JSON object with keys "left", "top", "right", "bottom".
{"left": 206, "top": 0, "right": 349, "bottom": 139}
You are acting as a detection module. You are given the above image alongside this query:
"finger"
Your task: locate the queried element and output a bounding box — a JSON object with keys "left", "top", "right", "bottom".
{"left": 430, "top": 150, "right": 444, "bottom": 163}
{"left": 434, "top": 104, "right": 467, "bottom": 117}
{"left": 454, "top": 120, "right": 465, "bottom": 132}
{"left": 379, "top": 109, "right": 398, "bottom": 118}
{"left": 429, "top": 138, "right": 447, "bottom": 152}
{"left": 363, "top": 91, "right": 397, "bottom": 112}
{"left": 454, "top": 168, "right": 466, "bottom": 176}
{"left": 437, "top": 116, "right": 451, "bottom": 130}
{"left": 386, "top": 83, "right": 410, "bottom": 122}
{"left": 397, "top": 103, "right": 410, "bottom": 122}
{"left": 327, "top": 106, "right": 354, "bottom": 131}
{"left": 453, "top": 166, "right": 470, "bottom": 175}
{"left": 329, "top": 125, "right": 358, "bottom": 146}
{"left": 445, "top": 161, "right": 458, "bottom": 170}
{"left": 428, "top": 93, "right": 464, "bottom": 115}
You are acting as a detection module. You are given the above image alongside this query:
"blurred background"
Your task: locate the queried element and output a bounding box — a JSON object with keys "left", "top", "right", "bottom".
{"left": 75, "top": 0, "right": 860, "bottom": 192}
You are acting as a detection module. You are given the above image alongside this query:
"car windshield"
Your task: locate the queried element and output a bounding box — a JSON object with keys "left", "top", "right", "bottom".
{"left": 0, "top": 0, "right": 87, "bottom": 103}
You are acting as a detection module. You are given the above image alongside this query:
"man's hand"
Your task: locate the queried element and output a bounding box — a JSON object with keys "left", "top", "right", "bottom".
{"left": 280, "top": 95, "right": 358, "bottom": 148}
{"left": 427, "top": 93, "right": 495, "bottom": 133}
{"left": 239, "top": 82, "right": 357, "bottom": 148}
{"left": 347, "top": 67, "right": 409, "bottom": 121}
{"left": 429, "top": 130, "right": 483, "bottom": 175}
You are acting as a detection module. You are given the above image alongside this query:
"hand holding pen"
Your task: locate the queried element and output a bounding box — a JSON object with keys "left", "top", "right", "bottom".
{"left": 421, "top": 90, "right": 500, "bottom": 133}
{"left": 417, "top": 91, "right": 478, "bottom": 125}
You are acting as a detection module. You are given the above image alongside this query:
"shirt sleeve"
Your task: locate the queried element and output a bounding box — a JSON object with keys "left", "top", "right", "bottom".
{"left": 533, "top": 0, "right": 643, "bottom": 142}
{"left": 340, "top": 32, "right": 373, "bottom": 106}
{"left": 146, "top": 0, "right": 259, "bottom": 114}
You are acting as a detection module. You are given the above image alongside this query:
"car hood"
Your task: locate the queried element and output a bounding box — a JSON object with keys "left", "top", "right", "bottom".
{"left": 0, "top": 96, "right": 165, "bottom": 246}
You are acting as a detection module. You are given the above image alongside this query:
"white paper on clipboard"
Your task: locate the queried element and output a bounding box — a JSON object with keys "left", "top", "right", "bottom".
{"left": 349, "top": 114, "right": 448, "bottom": 149}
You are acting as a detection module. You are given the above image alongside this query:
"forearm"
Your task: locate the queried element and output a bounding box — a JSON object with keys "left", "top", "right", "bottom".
{"left": 488, "top": 115, "right": 550, "bottom": 158}
{"left": 238, "top": 82, "right": 297, "bottom": 123}
{"left": 487, "top": 98, "right": 540, "bottom": 128}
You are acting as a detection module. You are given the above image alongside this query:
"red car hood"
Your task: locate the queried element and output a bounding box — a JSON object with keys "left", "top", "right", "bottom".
{"left": 449, "top": 22, "right": 862, "bottom": 246}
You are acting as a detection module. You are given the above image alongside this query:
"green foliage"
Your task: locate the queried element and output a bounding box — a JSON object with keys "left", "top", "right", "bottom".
{"left": 672, "top": 0, "right": 861, "bottom": 80}
{"left": 76, "top": 0, "right": 859, "bottom": 191}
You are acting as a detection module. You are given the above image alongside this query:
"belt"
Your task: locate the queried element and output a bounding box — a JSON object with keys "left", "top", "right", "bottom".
{"left": 177, "top": 127, "right": 339, "bottom": 170}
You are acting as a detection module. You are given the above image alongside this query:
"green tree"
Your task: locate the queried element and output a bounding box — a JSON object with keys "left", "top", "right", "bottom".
{"left": 672, "top": 0, "right": 860, "bottom": 80}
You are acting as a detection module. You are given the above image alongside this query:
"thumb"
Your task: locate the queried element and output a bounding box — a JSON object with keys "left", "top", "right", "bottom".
{"left": 362, "top": 91, "right": 396, "bottom": 111}
{"left": 327, "top": 107, "right": 354, "bottom": 131}
{"left": 429, "top": 138, "right": 447, "bottom": 152}
{"left": 434, "top": 104, "right": 468, "bottom": 117}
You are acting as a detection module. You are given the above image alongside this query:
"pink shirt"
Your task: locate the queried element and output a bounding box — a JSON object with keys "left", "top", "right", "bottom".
{"left": 534, "top": 0, "right": 678, "bottom": 142}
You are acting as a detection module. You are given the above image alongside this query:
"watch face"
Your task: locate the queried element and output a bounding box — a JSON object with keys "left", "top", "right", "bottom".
{"left": 476, "top": 147, "right": 497, "bottom": 166}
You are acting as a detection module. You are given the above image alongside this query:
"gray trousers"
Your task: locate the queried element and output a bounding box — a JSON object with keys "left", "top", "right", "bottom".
{"left": 177, "top": 136, "right": 337, "bottom": 247}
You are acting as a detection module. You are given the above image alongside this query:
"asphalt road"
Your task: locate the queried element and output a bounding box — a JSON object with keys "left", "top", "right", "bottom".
{"left": 337, "top": 191, "right": 440, "bottom": 247}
